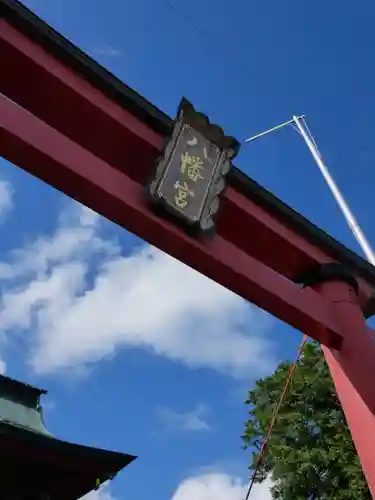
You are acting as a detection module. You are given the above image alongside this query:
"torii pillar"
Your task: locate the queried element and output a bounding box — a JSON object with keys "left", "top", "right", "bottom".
{"left": 1, "top": 0, "right": 375, "bottom": 495}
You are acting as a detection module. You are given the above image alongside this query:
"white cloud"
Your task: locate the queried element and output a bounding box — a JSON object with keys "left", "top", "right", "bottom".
{"left": 0, "top": 180, "right": 13, "bottom": 221}
{"left": 0, "top": 202, "right": 275, "bottom": 377}
{"left": 80, "top": 473, "right": 273, "bottom": 500}
{"left": 171, "top": 473, "right": 273, "bottom": 500}
{"left": 156, "top": 404, "right": 211, "bottom": 432}
{"left": 0, "top": 205, "right": 113, "bottom": 280}
{"left": 0, "top": 358, "right": 6, "bottom": 374}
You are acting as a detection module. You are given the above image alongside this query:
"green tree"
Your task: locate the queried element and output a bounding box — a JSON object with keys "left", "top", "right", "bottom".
{"left": 242, "top": 341, "right": 370, "bottom": 499}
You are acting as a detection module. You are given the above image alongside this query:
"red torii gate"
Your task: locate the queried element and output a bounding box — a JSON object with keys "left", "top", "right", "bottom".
{"left": 1, "top": 0, "right": 375, "bottom": 494}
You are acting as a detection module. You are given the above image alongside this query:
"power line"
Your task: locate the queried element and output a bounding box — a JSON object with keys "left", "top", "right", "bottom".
{"left": 244, "top": 335, "right": 308, "bottom": 500}
{"left": 161, "top": 0, "right": 257, "bottom": 99}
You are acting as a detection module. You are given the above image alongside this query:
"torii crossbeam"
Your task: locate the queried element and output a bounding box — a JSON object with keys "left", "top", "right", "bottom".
{"left": 1, "top": 0, "right": 375, "bottom": 494}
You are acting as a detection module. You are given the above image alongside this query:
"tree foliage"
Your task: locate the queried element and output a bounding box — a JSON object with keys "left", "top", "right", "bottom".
{"left": 242, "top": 341, "right": 370, "bottom": 499}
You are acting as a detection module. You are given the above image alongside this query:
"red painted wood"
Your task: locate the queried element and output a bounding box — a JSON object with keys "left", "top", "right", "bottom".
{"left": 0, "top": 20, "right": 357, "bottom": 285}
{"left": 317, "top": 281, "right": 375, "bottom": 496}
{"left": 1, "top": 13, "right": 375, "bottom": 492}
{"left": 0, "top": 93, "right": 343, "bottom": 347}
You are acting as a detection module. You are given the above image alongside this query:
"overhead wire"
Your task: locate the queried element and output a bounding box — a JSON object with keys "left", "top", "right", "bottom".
{"left": 244, "top": 334, "right": 308, "bottom": 500}
{"left": 163, "top": 0, "right": 207, "bottom": 41}
{"left": 161, "top": 0, "right": 257, "bottom": 99}
{"left": 158, "top": 5, "right": 311, "bottom": 499}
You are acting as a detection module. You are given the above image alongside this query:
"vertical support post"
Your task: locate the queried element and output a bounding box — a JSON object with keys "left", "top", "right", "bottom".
{"left": 310, "top": 272, "right": 375, "bottom": 496}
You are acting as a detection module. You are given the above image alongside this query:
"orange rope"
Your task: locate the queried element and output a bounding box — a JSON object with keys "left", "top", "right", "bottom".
{"left": 245, "top": 334, "right": 308, "bottom": 500}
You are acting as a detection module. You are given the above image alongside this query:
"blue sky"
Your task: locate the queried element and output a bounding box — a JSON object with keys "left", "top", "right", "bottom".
{"left": 1, "top": 0, "right": 375, "bottom": 499}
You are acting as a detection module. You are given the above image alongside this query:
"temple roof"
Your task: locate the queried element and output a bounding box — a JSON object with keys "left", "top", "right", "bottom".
{"left": 0, "top": 373, "right": 47, "bottom": 406}
{"left": 0, "top": 374, "right": 51, "bottom": 436}
{"left": 0, "top": 423, "right": 135, "bottom": 498}
{"left": 0, "top": 374, "right": 136, "bottom": 498}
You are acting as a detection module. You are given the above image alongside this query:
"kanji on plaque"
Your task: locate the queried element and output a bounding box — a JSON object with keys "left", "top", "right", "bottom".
{"left": 150, "top": 123, "right": 220, "bottom": 222}
{"left": 174, "top": 180, "right": 195, "bottom": 209}
{"left": 180, "top": 152, "right": 204, "bottom": 182}
{"left": 148, "top": 98, "right": 240, "bottom": 231}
